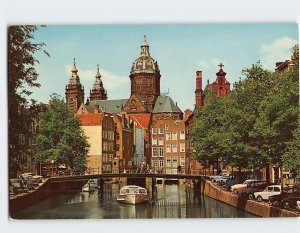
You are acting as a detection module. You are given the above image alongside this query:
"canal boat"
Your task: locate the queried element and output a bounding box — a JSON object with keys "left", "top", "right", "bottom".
{"left": 82, "top": 183, "right": 95, "bottom": 192}
{"left": 117, "top": 185, "right": 149, "bottom": 204}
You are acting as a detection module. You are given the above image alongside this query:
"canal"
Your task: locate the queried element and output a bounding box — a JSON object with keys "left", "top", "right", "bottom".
{"left": 11, "top": 183, "right": 255, "bottom": 219}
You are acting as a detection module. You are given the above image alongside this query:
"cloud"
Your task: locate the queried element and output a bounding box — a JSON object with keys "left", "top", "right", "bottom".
{"left": 199, "top": 58, "right": 220, "bottom": 69}
{"left": 65, "top": 64, "right": 130, "bottom": 91}
{"left": 259, "top": 37, "right": 297, "bottom": 69}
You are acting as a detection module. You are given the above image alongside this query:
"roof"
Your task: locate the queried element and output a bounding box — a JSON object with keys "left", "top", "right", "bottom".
{"left": 153, "top": 96, "right": 182, "bottom": 114}
{"left": 130, "top": 114, "right": 151, "bottom": 129}
{"left": 88, "top": 99, "right": 128, "bottom": 114}
{"left": 76, "top": 114, "right": 103, "bottom": 126}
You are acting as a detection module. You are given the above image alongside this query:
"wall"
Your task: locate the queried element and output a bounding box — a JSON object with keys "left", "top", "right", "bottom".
{"left": 82, "top": 125, "right": 102, "bottom": 171}
{"left": 201, "top": 179, "right": 299, "bottom": 217}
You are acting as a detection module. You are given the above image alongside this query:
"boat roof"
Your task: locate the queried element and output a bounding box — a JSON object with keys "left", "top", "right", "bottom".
{"left": 120, "top": 185, "right": 146, "bottom": 189}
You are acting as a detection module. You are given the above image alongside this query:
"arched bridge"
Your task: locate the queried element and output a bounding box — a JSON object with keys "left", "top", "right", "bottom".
{"left": 48, "top": 173, "right": 204, "bottom": 183}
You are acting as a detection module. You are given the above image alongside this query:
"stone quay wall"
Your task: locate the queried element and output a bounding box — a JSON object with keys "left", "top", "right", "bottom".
{"left": 200, "top": 178, "right": 299, "bottom": 217}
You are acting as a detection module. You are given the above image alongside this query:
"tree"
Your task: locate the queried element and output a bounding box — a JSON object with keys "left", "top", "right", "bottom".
{"left": 34, "top": 94, "right": 90, "bottom": 172}
{"left": 8, "top": 25, "right": 49, "bottom": 175}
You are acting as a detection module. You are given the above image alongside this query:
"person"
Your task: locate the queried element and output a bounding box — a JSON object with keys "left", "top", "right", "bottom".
{"left": 177, "top": 165, "right": 182, "bottom": 174}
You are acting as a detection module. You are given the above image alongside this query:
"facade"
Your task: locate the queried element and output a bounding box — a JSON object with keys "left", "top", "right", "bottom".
{"left": 113, "top": 114, "right": 134, "bottom": 173}
{"left": 275, "top": 60, "right": 294, "bottom": 74}
{"left": 151, "top": 119, "right": 186, "bottom": 174}
{"left": 76, "top": 104, "right": 115, "bottom": 173}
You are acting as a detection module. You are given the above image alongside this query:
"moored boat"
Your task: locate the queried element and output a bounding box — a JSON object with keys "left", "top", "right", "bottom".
{"left": 117, "top": 185, "right": 149, "bottom": 204}
{"left": 82, "top": 183, "right": 95, "bottom": 192}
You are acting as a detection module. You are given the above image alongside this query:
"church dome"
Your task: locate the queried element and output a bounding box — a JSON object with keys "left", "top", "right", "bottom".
{"left": 130, "top": 35, "right": 160, "bottom": 75}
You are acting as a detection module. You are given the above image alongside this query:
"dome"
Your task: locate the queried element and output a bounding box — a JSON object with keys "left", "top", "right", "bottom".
{"left": 130, "top": 35, "right": 160, "bottom": 75}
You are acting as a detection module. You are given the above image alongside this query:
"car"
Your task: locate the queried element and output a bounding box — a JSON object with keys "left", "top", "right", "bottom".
{"left": 19, "top": 173, "right": 41, "bottom": 189}
{"left": 209, "top": 173, "right": 231, "bottom": 183}
{"left": 239, "top": 181, "right": 275, "bottom": 200}
{"left": 230, "top": 179, "right": 258, "bottom": 192}
{"left": 254, "top": 185, "right": 282, "bottom": 202}
{"left": 269, "top": 184, "right": 300, "bottom": 209}
{"left": 9, "top": 178, "right": 29, "bottom": 194}
{"left": 19, "top": 172, "right": 43, "bottom": 183}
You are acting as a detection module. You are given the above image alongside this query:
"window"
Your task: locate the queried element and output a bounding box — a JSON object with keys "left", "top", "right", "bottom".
{"left": 166, "top": 132, "right": 171, "bottom": 141}
{"left": 172, "top": 144, "right": 177, "bottom": 153}
{"left": 116, "top": 144, "right": 120, "bottom": 151}
{"left": 159, "top": 127, "right": 164, "bottom": 134}
{"left": 180, "top": 156, "right": 185, "bottom": 166}
{"left": 180, "top": 143, "right": 185, "bottom": 152}
{"left": 152, "top": 137, "right": 157, "bottom": 145}
{"left": 172, "top": 132, "right": 177, "bottom": 140}
{"left": 180, "top": 131, "right": 185, "bottom": 140}
{"left": 166, "top": 157, "right": 171, "bottom": 167}
{"left": 165, "top": 125, "right": 169, "bottom": 130}
{"left": 159, "top": 147, "right": 164, "bottom": 157}
{"left": 172, "top": 157, "right": 178, "bottom": 167}
{"left": 152, "top": 147, "right": 158, "bottom": 157}
{"left": 152, "top": 159, "right": 158, "bottom": 167}
{"left": 152, "top": 128, "right": 157, "bottom": 134}
{"left": 166, "top": 144, "right": 171, "bottom": 153}
{"left": 274, "top": 187, "right": 280, "bottom": 192}
{"left": 166, "top": 168, "right": 172, "bottom": 174}
{"left": 116, "top": 132, "right": 120, "bottom": 140}
{"left": 158, "top": 137, "right": 164, "bottom": 146}
{"left": 159, "top": 160, "right": 164, "bottom": 168}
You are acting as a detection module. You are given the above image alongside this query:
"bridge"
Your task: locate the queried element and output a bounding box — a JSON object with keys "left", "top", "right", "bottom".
{"left": 48, "top": 173, "right": 204, "bottom": 183}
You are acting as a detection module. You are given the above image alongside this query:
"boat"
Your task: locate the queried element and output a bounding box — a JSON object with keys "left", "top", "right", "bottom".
{"left": 117, "top": 185, "right": 150, "bottom": 204}
{"left": 82, "top": 183, "right": 95, "bottom": 192}
{"left": 87, "top": 179, "right": 98, "bottom": 189}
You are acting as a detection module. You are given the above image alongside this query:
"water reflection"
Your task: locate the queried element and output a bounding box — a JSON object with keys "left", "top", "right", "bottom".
{"left": 12, "top": 183, "right": 255, "bottom": 219}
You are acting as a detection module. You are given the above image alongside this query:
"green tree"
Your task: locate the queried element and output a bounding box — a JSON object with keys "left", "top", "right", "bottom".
{"left": 8, "top": 25, "right": 49, "bottom": 175}
{"left": 34, "top": 94, "right": 90, "bottom": 172}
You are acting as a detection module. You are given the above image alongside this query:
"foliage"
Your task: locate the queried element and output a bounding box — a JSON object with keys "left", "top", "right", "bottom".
{"left": 192, "top": 44, "right": 299, "bottom": 174}
{"left": 34, "top": 94, "right": 90, "bottom": 172}
{"left": 8, "top": 25, "right": 49, "bottom": 173}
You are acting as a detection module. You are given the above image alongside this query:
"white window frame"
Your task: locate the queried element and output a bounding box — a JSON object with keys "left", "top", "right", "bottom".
{"left": 159, "top": 127, "right": 164, "bottom": 134}
{"left": 172, "top": 157, "right": 178, "bottom": 168}
{"left": 165, "top": 125, "right": 169, "bottom": 130}
{"left": 172, "top": 132, "right": 177, "bottom": 140}
{"left": 180, "top": 143, "right": 185, "bottom": 152}
{"left": 152, "top": 159, "right": 158, "bottom": 168}
{"left": 159, "top": 160, "right": 164, "bottom": 168}
{"left": 166, "top": 156, "right": 171, "bottom": 167}
{"left": 152, "top": 137, "right": 157, "bottom": 145}
{"left": 172, "top": 144, "right": 177, "bottom": 153}
{"left": 159, "top": 147, "right": 164, "bottom": 157}
{"left": 180, "top": 131, "right": 185, "bottom": 140}
{"left": 166, "top": 132, "right": 171, "bottom": 141}
{"left": 152, "top": 128, "right": 157, "bottom": 134}
{"left": 166, "top": 144, "right": 171, "bottom": 153}
{"left": 152, "top": 147, "right": 158, "bottom": 157}
{"left": 158, "top": 137, "right": 164, "bottom": 146}
{"left": 180, "top": 156, "right": 185, "bottom": 166}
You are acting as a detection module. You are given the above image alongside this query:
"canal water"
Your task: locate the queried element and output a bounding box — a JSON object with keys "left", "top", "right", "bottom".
{"left": 12, "top": 183, "right": 255, "bottom": 219}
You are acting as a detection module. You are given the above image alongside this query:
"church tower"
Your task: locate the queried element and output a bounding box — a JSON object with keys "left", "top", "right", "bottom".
{"left": 129, "top": 35, "right": 161, "bottom": 111}
{"left": 211, "top": 63, "right": 231, "bottom": 97}
{"left": 89, "top": 65, "right": 108, "bottom": 101}
{"left": 65, "top": 59, "right": 85, "bottom": 112}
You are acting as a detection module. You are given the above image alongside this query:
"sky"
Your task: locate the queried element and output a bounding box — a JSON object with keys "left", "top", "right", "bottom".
{"left": 30, "top": 24, "right": 298, "bottom": 111}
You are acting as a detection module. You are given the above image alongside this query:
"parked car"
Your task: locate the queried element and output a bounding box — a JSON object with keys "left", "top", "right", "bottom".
{"left": 209, "top": 173, "right": 231, "bottom": 183}
{"left": 269, "top": 184, "right": 300, "bottom": 209}
{"left": 254, "top": 185, "right": 282, "bottom": 202}
{"left": 19, "top": 172, "right": 43, "bottom": 183}
{"left": 19, "top": 173, "right": 40, "bottom": 189}
{"left": 230, "top": 179, "right": 258, "bottom": 192}
{"left": 9, "top": 178, "right": 29, "bottom": 194}
{"left": 239, "top": 181, "right": 275, "bottom": 200}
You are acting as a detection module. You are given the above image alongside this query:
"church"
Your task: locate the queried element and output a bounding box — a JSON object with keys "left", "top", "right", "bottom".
{"left": 65, "top": 36, "right": 231, "bottom": 174}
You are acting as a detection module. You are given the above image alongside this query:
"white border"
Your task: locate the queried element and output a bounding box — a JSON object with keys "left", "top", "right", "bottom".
{"left": 1, "top": 0, "right": 299, "bottom": 233}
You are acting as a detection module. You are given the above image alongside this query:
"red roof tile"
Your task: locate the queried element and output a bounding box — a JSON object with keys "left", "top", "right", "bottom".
{"left": 76, "top": 113, "right": 103, "bottom": 126}
{"left": 130, "top": 114, "right": 151, "bottom": 129}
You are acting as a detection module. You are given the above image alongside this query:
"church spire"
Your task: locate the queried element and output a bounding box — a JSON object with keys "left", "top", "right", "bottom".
{"left": 89, "top": 65, "right": 107, "bottom": 101}
{"left": 140, "top": 35, "right": 150, "bottom": 57}
{"left": 69, "top": 58, "right": 81, "bottom": 84}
